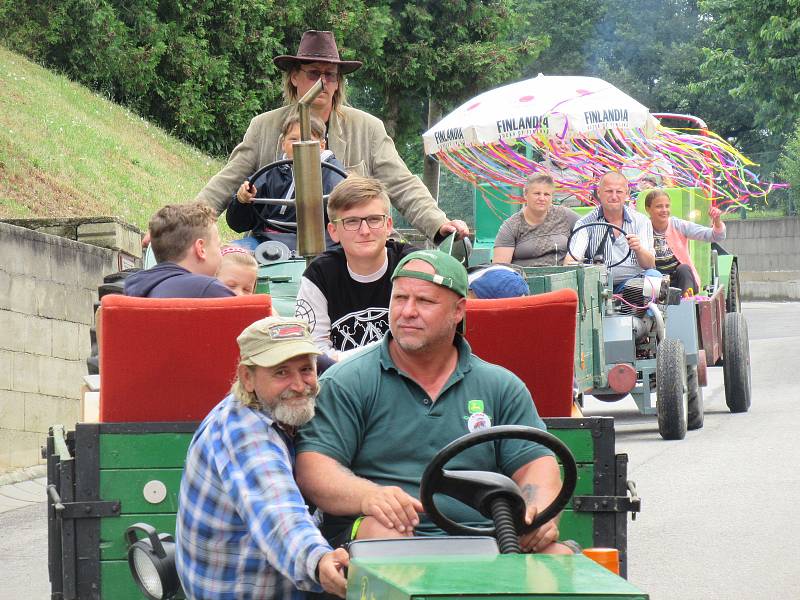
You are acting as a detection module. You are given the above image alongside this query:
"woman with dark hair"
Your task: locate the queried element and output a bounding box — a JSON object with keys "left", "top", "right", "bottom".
{"left": 644, "top": 189, "right": 726, "bottom": 295}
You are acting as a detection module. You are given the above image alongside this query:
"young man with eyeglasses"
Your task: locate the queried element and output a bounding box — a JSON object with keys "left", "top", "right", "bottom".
{"left": 295, "top": 176, "right": 418, "bottom": 361}
{"left": 195, "top": 30, "right": 469, "bottom": 244}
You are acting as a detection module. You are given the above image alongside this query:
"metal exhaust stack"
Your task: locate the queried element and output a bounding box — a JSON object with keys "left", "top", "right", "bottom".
{"left": 294, "top": 78, "right": 326, "bottom": 258}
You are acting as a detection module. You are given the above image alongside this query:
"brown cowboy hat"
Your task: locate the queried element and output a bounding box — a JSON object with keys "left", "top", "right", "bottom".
{"left": 274, "top": 30, "right": 362, "bottom": 74}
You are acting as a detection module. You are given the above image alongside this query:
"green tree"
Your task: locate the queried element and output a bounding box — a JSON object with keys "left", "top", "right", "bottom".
{"left": 779, "top": 119, "right": 800, "bottom": 215}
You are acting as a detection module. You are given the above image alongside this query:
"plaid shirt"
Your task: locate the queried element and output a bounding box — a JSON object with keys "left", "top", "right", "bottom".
{"left": 175, "top": 393, "right": 331, "bottom": 599}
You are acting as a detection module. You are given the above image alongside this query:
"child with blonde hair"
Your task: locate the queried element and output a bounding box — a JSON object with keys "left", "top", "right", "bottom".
{"left": 217, "top": 246, "right": 258, "bottom": 296}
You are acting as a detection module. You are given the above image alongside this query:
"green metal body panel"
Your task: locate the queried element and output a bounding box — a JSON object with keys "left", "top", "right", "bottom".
{"left": 48, "top": 417, "right": 635, "bottom": 597}
{"left": 255, "top": 258, "right": 307, "bottom": 316}
{"left": 347, "top": 554, "right": 647, "bottom": 599}
{"left": 518, "top": 265, "right": 608, "bottom": 393}
{"left": 474, "top": 183, "right": 521, "bottom": 245}
{"left": 716, "top": 254, "right": 735, "bottom": 294}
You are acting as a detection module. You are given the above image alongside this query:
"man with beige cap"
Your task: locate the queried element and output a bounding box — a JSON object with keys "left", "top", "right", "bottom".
{"left": 175, "top": 316, "right": 349, "bottom": 600}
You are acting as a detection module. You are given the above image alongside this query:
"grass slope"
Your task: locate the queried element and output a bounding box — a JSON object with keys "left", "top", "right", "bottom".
{"left": 0, "top": 45, "right": 224, "bottom": 232}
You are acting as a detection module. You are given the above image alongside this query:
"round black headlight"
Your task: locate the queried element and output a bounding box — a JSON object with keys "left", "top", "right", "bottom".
{"left": 125, "top": 523, "right": 180, "bottom": 600}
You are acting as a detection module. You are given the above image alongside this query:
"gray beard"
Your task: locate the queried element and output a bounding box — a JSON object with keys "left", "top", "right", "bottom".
{"left": 262, "top": 384, "right": 319, "bottom": 427}
{"left": 272, "top": 398, "right": 316, "bottom": 426}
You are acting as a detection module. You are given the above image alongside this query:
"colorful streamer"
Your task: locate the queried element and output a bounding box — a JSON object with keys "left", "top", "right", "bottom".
{"left": 434, "top": 124, "right": 787, "bottom": 211}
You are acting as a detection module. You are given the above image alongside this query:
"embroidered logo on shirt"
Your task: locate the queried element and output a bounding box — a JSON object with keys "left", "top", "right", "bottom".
{"left": 467, "top": 412, "right": 492, "bottom": 433}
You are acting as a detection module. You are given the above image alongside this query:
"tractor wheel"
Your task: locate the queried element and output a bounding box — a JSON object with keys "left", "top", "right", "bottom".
{"left": 723, "top": 312, "right": 751, "bottom": 413}
{"left": 726, "top": 261, "right": 741, "bottom": 314}
{"left": 656, "top": 338, "right": 688, "bottom": 440}
{"left": 687, "top": 364, "right": 704, "bottom": 430}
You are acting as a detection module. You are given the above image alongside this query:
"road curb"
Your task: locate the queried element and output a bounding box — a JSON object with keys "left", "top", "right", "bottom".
{"left": 0, "top": 464, "right": 47, "bottom": 487}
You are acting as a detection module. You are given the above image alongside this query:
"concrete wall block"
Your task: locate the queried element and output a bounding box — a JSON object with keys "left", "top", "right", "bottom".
{"left": 35, "top": 280, "right": 67, "bottom": 320}
{"left": 64, "top": 288, "right": 96, "bottom": 326}
{"left": 0, "top": 389, "right": 25, "bottom": 430}
{"left": 52, "top": 320, "right": 82, "bottom": 360}
{"left": 0, "top": 270, "right": 10, "bottom": 310}
{"left": 0, "top": 226, "right": 52, "bottom": 279}
{"left": 78, "top": 221, "right": 142, "bottom": 258}
{"left": 48, "top": 242, "right": 84, "bottom": 287}
{"left": 0, "top": 349, "right": 12, "bottom": 390}
{"left": 24, "top": 392, "right": 80, "bottom": 433}
{"left": 0, "top": 428, "right": 45, "bottom": 469}
{"left": 0, "top": 310, "right": 26, "bottom": 352}
{"left": 23, "top": 315, "right": 52, "bottom": 356}
{"left": 36, "top": 356, "right": 82, "bottom": 399}
{"left": 12, "top": 352, "right": 39, "bottom": 393}
{"left": 35, "top": 224, "right": 78, "bottom": 239}
{"left": 9, "top": 275, "right": 37, "bottom": 315}
{"left": 77, "top": 324, "right": 92, "bottom": 360}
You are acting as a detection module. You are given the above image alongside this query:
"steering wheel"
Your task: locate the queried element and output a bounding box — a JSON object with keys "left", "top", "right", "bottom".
{"left": 245, "top": 158, "right": 349, "bottom": 233}
{"left": 419, "top": 425, "right": 577, "bottom": 539}
{"left": 566, "top": 221, "right": 631, "bottom": 268}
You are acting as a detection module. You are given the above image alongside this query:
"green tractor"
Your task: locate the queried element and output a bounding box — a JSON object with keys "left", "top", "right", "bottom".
{"left": 470, "top": 181, "right": 750, "bottom": 440}
{"left": 46, "top": 81, "right": 646, "bottom": 600}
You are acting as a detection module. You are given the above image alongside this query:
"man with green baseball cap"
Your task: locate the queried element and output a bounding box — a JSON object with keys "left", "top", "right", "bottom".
{"left": 296, "top": 251, "right": 572, "bottom": 557}
{"left": 176, "top": 316, "right": 349, "bottom": 599}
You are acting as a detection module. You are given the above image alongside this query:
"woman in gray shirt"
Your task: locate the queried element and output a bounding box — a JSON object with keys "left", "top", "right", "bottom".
{"left": 493, "top": 173, "right": 579, "bottom": 267}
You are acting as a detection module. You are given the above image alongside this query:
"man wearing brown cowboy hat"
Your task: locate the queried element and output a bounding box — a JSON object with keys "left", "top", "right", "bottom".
{"left": 195, "top": 30, "right": 469, "bottom": 243}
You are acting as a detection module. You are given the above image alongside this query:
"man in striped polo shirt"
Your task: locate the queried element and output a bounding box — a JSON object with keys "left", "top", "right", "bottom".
{"left": 565, "top": 171, "right": 658, "bottom": 291}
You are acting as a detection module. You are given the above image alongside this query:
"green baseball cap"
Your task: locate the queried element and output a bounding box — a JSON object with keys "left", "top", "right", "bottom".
{"left": 237, "top": 316, "right": 321, "bottom": 368}
{"left": 391, "top": 250, "right": 469, "bottom": 298}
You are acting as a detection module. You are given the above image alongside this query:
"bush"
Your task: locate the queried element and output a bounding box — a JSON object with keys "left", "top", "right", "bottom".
{"left": 0, "top": 0, "right": 294, "bottom": 156}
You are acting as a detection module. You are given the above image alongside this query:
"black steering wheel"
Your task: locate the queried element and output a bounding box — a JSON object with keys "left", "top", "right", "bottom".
{"left": 245, "top": 158, "right": 349, "bottom": 233}
{"left": 419, "top": 425, "right": 577, "bottom": 541}
{"left": 566, "top": 221, "right": 631, "bottom": 268}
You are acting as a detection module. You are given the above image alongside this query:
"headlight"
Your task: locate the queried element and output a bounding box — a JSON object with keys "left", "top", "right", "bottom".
{"left": 125, "top": 523, "right": 180, "bottom": 599}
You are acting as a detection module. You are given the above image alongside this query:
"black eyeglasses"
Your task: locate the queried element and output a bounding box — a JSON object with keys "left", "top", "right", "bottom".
{"left": 332, "top": 214, "right": 388, "bottom": 231}
{"left": 300, "top": 68, "right": 339, "bottom": 83}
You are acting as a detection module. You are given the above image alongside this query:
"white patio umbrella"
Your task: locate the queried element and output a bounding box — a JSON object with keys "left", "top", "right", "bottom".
{"left": 423, "top": 74, "right": 658, "bottom": 155}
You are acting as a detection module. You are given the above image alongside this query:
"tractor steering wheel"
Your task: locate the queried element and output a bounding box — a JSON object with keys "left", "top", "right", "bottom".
{"left": 566, "top": 221, "right": 631, "bottom": 268}
{"left": 419, "top": 425, "right": 577, "bottom": 538}
{"left": 245, "top": 158, "right": 349, "bottom": 233}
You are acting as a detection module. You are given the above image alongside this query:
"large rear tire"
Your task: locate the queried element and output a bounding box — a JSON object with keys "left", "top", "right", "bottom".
{"left": 726, "top": 261, "right": 741, "bottom": 314}
{"left": 656, "top": 338, "right": 688, "bottom": 440}
{"left": 723, "top": 312, "right": 751, "bottom": 413}
{"left": 687, "top": 364, "right": 704, "bottom": 430}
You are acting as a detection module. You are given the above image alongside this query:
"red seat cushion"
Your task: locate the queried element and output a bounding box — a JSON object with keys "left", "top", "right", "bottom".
{"left": 465, "top": 289, "right": 578, "bottom": 417}
{"left": 99, "top": 294, "right": 272, "bottom": 422}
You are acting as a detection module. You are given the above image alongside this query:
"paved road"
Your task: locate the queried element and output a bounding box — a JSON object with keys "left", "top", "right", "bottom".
{"left": 1, "top": 302, "right": 797, "bottom": 599}
{"left": 583, "top": 302, "right": 800, "bottom": 599}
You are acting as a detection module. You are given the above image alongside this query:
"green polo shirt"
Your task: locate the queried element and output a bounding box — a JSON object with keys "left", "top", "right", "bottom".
{"left": 296, "top": 334, "right": 552, "bottom": 535}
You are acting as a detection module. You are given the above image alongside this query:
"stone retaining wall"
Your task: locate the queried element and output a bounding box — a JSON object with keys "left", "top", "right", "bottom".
{"left": 723, "top": 218, "right": 800, "bottom": 300}
{"left": 0, "top": 223, "right": 115, "bottom": 469}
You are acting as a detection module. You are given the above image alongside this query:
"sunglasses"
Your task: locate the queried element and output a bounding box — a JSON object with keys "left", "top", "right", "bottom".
{"left": 300, "top": 68, "right": 339, "bottom": 83}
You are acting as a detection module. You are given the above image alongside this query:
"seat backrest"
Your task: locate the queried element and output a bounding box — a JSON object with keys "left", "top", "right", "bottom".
{"left": 464, "top": 289, "right": 578, "bottom": 417}
{"left": 99, "top": 294, "right": 272, "bottom": 422}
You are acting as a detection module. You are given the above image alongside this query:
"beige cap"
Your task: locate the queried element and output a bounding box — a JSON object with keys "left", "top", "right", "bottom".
{"left": 237, "top": 316, "right": 321, "bottom": 368}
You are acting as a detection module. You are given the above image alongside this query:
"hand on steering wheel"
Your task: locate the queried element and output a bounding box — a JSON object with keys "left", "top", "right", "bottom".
{"left": 566, "top": 221, "right": 631, "bottom": 268}
{"left": 419, "top": 425, "right": 577, "bottom": 542}
{"left": 245, "top": 158, "right": 349, "bottom": 233}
